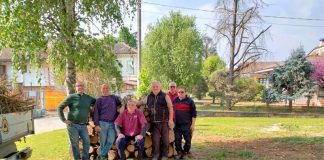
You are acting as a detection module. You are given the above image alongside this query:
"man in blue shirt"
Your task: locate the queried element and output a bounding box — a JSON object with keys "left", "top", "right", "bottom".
{"left": 93, "top": 83, "right": 123, "bottom": 159}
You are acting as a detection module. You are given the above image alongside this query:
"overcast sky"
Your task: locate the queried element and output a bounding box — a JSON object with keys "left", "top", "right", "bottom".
{"left": 125, "top": 0, "right": 324, "bottom": 63}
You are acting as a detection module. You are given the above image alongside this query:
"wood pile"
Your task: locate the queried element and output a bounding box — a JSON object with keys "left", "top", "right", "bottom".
{"left": 82, "top": 104, "right": 176, "bottom": 159}
{"left": 0, "top": 79, "right": 34, "bottom": 114}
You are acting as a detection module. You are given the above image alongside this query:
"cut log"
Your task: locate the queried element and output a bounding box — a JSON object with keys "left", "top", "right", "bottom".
{"left": 145, "top": 147, "right": 152, "bottom": 158}
{"left": 108, "top": 150, "right": 118, "bottom": 160}
{"left": 124, "top": 149, "right": 130, "bottom": 158}
{"left": 144, "top": 136, "right": 152, "bottom": 148}
{"left": 90, "top": 135, "right": 99, "bottom": 144}
{"left": 89, "top": 146, "right": 94, "bottom": 154}
{"left": 111, "top": 143, "right": 117, "bottom": 150}
{"left": 168, "top": 144, "right": 174, "bottom": 157}
{"left": 134, "top": 150, "right": 138, "bottom": 158}
{"left": 96, "top": 147, "right": 100, "bottom": 155}
{"left": 169, "top": 129, "right": 175, "bottom": 143}
{"left": 126, "top": 144, "right": 135, "bottom": 152}
{"left": 144, "top": 110, "right": 149, "bottom": 117}
{"left": 87, "top": 125, "right": 94, "bottom": 136}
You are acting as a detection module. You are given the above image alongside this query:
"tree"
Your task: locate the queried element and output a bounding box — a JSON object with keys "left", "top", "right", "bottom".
{"left": 202, "top": 55, "right": 226, "bottom": 79}
{"left": 142, "top": 11, "right": 203, "bottom": 90}
{"left": 268, "top": 46, "right": 317, "bottom": 110}
{"left": 210, "top": 0, "right": 271, "bottom": 108}
{"left": 311, "top": 59, "right": 324, "bottom": 87}
{"left": 202, "top": 35, "right": 218, "bottom": 60}
{"left": 192, "top": 76, "right": 208, "bottom": 100}
{"left": 0, "top": 0, "right": 136, "bottom": 94}
{"left": 137, "top": 68, "right": 152, "bottom": 98}
{"left": 208, "top": 69, "right": 228, "bottom": 105}
{"left": 262, "top": 88, "right": 279, "bottom": 107}
{"left": 118, "top": 26, "right": 137, "bottom": 48}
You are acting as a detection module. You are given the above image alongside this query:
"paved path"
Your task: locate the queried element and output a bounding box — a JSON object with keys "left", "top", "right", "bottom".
{"left": 34, "top": 111, "right": 66, "bottom": 134}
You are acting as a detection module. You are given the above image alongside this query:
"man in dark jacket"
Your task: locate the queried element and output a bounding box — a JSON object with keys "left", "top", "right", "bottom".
{"left": 172, "top": 86, "right": 197, "bottom": 159}
{"left": 138, "top": 80, "right": 174, "bottom": 160}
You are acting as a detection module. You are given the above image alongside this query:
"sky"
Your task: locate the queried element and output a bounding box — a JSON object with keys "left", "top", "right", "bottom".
{"left": 125, "top": 0, "right": 324, "bottom": 63}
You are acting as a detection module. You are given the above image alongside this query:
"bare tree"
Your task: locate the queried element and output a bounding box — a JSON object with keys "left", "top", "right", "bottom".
{"left": 208, "top": 0, "right": 271, "bottom": 108}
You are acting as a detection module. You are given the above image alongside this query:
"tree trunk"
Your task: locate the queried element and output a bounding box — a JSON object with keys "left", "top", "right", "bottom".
{"left": 212, "top": 96, "right": 215, "bottom": 104}
{"left": 227, "top": 0, "right": 238, "bottom": 109}
{"left": 62, "top": 0, "right": 77, "bottom": 95}
{"left": 288, "top": 99, "right": 293, "bottom": 111}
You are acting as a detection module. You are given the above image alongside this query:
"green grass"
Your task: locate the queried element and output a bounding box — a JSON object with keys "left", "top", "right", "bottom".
{"left": 272, "top": 136, "right": 324, "bottom": 144}
{"left": 16, "top": 129, "right": 70, "bottom": 160}
{"left": 195, "top": 117, "right": 324, "bottom": 140}
{"left": 199, "top": 149, "right": 260, "bottom": 160}
{"left": 16, "top": 117, "right": 324, "bottom": 159}
{"left": 196, "top": 103, "right": 324, "bottom": 114}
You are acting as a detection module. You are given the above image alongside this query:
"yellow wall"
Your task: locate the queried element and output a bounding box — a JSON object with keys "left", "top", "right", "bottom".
{"left": 45, "top": 91, "right": 66, "bottom": 110}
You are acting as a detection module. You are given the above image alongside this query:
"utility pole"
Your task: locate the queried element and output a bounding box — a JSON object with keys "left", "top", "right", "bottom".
{"left": 137, "top": 0, "right": 141, "bottom": 87}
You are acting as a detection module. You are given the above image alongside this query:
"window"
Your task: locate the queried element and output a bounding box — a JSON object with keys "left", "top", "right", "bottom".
{"left": 259, "top": 78, "right": 266, "bottom": 85}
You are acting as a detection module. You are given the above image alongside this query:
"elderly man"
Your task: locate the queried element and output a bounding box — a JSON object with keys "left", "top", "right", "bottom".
{"left": 115, "top": 100, "right": 147, "bottom": 160}
{"left": 57, "top": 81, "right": 96, "bottom": 160}
{"left": 93, "top": 83, "right": 122, "bottom": 160}
{"left": 138, "top": 80, "right": 174, "bottom": 160}
{"left": 172, "top": 86, "right": 197, "bottom": 159}
{"left": 167, "top": 81, "right": 178, "bottom": 102}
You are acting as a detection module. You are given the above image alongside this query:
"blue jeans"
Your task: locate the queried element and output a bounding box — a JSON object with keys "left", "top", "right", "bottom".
{"left": 67, "top": 123, "right": 90, "bottom": 160}
{"left": 116, "top": 135, "right": 145, "bottom": 160}
{"left": 99, "top": 121, "right": 116, "bottom": 158}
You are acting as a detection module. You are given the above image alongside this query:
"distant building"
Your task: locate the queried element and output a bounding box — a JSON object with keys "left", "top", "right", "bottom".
{"left": 238, "top": 39, "right": 324, "bottom": 107}
{"left": 0, "top": 48, "right": 66, "bottom": 112}
{"left": 114, "top": 42, "right": 138, "bottom": 97}
{"left": 239, "top": 61, "right": 284, "bottom": 88}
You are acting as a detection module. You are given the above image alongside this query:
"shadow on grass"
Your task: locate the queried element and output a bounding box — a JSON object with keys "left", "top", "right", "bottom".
{"left": 271, "top": 136, "right": 324, "bottom": 144}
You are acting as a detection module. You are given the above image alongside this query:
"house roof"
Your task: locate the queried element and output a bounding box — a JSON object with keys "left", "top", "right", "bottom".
{"left": 240, "top": 61, "right": 284, "bottom": 74}
{"left": 0, "top": 48, "right": 12, "bottom": 62}
{"left": 114, "top": 42, "right": 137, "bottom": 55}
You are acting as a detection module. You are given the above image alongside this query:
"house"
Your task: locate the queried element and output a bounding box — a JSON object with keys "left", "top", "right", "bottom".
{"left": 114, "top": 42, "right": 138, "bottom": 97}
{"left": 239, "top": 61, "right": 284, "bottom": 88}
{"left": 305, "top": 39, "right": 324, "bottom": 106}
{"left": 0, "top": 48, "right": 66, "bottom": 112}
{"left": 239, "top": 39, "right": 324, "bottom": 106}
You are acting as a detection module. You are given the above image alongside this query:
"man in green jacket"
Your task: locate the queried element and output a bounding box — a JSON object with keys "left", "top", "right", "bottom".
{"left": 57, "top": 81, "right": 96, "bottom": 160}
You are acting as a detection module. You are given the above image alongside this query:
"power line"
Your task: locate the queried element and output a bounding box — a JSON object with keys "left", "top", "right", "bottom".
{"left": 142, "top": 1, "right": 324, "bottom": 22}
{"left": 142, "top": 10, "right": 324, "bottom": 28}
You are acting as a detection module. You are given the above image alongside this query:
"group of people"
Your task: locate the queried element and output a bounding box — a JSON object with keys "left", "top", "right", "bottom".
{"left": 57, "top": 80, "right": 197, "bottom": 160}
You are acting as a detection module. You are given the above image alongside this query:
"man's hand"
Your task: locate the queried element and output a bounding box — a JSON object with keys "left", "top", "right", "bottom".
{"left": 168, "top": 120, "right": 174, "bottom": 129}
{"left": 64, "top": 120, "right": 72, "bottom": 126}
{"left": 95, "top": 126, "right": 101, "bottom": 132}
{"left": 117, "top": 133, "right": 125, "bottom": 139}
{"left": 135, "top": 135, "right": 143, "bottom": 140}
{"left": 190, "top": 124, "right": 195, "bottom": 132}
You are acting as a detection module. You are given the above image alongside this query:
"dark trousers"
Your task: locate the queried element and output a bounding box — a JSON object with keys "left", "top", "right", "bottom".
{"left": 174, "top": 123, "right": 192, "bottom": 153}
{"left": 116, "top": 135, "right": 145, "bottom": 160}
{"left": 152, "top": 122, "right": 169, "bottom": 158}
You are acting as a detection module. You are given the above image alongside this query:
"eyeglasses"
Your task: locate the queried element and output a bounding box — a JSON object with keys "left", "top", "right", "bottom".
{"left": 178, "top": 91, "right": 185, "bottom": 93}
{"left": 170, "top": 86, "right": 176, "bottom": 88}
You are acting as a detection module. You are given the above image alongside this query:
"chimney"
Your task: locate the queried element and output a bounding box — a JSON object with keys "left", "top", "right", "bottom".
{"left": 320, "top": 38, "right": 324, "bottom": 46}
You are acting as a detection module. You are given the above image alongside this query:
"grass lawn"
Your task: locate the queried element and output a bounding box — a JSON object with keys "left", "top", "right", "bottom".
{"left": 196, "top": 102, "right": 324, "bottom": 114}
{"left": 17, "top": 117, "right": 324, "bottom": 159}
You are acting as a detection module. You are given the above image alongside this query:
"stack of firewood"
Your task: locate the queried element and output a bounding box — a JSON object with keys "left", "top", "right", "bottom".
{"left": 82, "top": 105, "right": 176, "bottom": 159}
{"left": 0, "top": 78, "right": 34, "bottom": 114}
